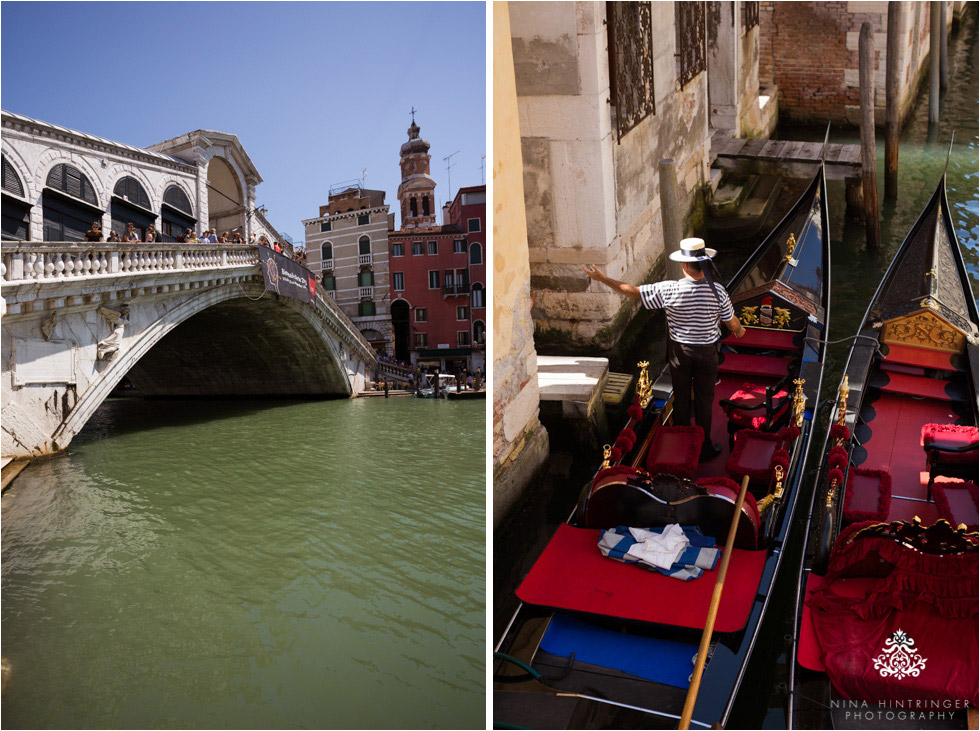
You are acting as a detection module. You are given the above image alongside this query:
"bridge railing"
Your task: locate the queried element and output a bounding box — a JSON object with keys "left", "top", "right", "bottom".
{"left": 0, "top": 242, "right": 259, "bottom": 283}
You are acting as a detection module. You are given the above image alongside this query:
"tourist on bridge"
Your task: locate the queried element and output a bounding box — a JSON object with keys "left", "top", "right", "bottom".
{"left": 145, "top": 225, "right": 157, "bottom": 243}
{"left": 106, "top": 229, "right": 120, "bottom": 243}
{"left": 584, "top": 238, "right": 746, "bottom": 462}
{"left": 85, "top": 222, "right": 103, "bottom": 242}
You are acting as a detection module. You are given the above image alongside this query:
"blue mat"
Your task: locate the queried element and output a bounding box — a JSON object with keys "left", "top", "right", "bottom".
{"left": 539, "top": 614, "right": 695, "bottom": 689}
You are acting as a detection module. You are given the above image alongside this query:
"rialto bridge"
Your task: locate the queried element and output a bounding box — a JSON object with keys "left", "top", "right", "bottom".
{"left": 1, "top": 242, "right": 378, "bottom": 460}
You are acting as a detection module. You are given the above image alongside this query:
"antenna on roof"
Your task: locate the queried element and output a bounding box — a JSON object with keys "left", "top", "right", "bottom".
{"left": 444, "top": 150, "right": 460, "bottom": 196}
{"left": 360, "top": 168, "right": 368, "bottom": 187}
{"left": 943, "top": 131, "right": 955, "bottom": 176}
{"left": 480, "top": 154, "right": 486, "bottom": 184}
{"left": 820, "top": 121, "right": 832, "bottom": 165}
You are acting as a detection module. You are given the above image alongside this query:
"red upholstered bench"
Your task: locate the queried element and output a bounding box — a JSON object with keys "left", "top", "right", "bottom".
{"left": 882, "top": 343, "right": 957, "bottom": 373}
{"left": 880, "top": 372, "right": 954, "bottom": 401}
{"left": 717, "top": 353, "right": 794, "bottom": 378}
{"left": 516, "top": 523, "right": 766, "bottom": 633}
{"left": 645, "top": 426, "right": 704, "bottom": 477}
{"left": 843, "top": 467, "right": 892, "bottom": 523}
{"left": 721, "top": 328, "right": 797, "bottom": 351}
{"left": 725, "top": 429, "right": 789, "bottom": 486}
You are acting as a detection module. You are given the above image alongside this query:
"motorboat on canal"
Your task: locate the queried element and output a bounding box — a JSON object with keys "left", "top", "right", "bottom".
{"left": 787, "top": 169, "right": 978, "bottom": 729}
{"left": 416, "top": 373, "right": 457, "bottom": 398}
{"left": 494, "top": 164, "right": 831, "bottom": 729}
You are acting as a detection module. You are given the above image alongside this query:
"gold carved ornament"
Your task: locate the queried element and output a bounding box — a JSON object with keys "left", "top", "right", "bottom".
{"left": 836, "top": 375, "right": 849, "bottom": 428}
{"left": 881, "top": 309, "right": 966, "bottom": 354}
{"left": 636, "top": 361, "right": 653, "bottom": 409}
{"left": 782, "top": 233, "right": 797, "bottom": 264}
{"left": 600, "top": 444, "right": 612, "bottom": 470}
{"left": 792, "top": 378, "right": 807, "bottom": 428}
{"left": 757, "top": 464, "right": 785, "bottom": 518}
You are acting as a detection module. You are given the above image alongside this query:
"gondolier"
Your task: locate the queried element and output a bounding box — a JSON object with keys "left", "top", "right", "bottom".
{"left": 584, "top": 238, "right": 745, "bottom": 461}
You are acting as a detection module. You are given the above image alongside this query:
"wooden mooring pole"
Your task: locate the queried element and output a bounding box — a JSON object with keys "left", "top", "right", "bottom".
{"left": 859, "top": 22, "right": 881, "bottom": 250}
{"left": 658, "top": 159, "right": 684, "bottom": 280}
{"left": 885, "top": 1, "right": 902, "bottom": 200}
{"left": 929, "top": 2, "right": 941, "bottom": 124}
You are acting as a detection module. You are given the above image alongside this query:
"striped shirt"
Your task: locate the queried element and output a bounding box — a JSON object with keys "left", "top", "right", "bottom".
{"left": 638, "top": 278, "right": 735, "bottom": 345}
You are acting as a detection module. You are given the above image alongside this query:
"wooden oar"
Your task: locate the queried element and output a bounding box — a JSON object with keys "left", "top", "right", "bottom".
{"left": 678, "top": 474, "right": 752, "bottom": 730}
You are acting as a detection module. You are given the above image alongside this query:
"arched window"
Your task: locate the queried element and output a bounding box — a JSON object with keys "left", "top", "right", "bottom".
{"left": 469, "top": 242, "right": 483, "bottom": 265}
{"left": 161, "top": 184, "right": 195, "bottom": 242}
{"left": 359, "top": 236, "right": 371, "bottom": 255}
{"left": 471, "top": 283, "right": 485, "bottom": 309}
{"left": 473, "top": 321, "right": 485, "bottom": 344}
{"left": 410, "top": 198, "right": 418, "bottom": 217}
{"left": 111, "top": 176, "right": 155, "bottom": 240}
{"left": 42, "top": 163, "right": 101, "bottom": 241}
{"left": 422, "top": 195, "right": 430, "bottom": 216}
{"left": 358, "top": 269, "right": 375, "bottom": 287}
{"left": 2, "top": 155, "right": 30, "bottom": 241}
{"left": 321, "top": 243, "right": 333, "bottom": 263}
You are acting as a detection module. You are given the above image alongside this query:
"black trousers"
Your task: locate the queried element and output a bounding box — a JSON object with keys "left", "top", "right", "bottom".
{"left": 667, "top": 339, "right": 718, "bottom": 442}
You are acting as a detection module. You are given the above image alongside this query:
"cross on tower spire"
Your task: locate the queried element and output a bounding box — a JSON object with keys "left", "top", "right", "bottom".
{"left": 410, "top": 106, "right": 417, "bottom": 123}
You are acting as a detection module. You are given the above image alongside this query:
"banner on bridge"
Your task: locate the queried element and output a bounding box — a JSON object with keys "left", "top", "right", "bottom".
{"left": 258, "top": 245, "right": 317, "bottom": 304}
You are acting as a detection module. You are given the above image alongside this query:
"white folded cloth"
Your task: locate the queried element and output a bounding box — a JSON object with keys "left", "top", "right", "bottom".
{"left": 624, "top": 523, "right": 690, "bottom": 569}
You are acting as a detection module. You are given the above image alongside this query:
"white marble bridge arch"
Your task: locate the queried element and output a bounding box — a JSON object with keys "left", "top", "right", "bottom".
{"left": 1, "top": 242, "right": 377, "bottom": 460}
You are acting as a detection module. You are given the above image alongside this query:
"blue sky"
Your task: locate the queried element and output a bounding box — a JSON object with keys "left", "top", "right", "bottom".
{"left": 1, "top": 1, "right": 486, "bottom": 243}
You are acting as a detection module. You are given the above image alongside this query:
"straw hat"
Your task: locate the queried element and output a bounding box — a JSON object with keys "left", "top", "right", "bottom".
{"left": 669, "top": 237, "right": 717, "bottom": 262}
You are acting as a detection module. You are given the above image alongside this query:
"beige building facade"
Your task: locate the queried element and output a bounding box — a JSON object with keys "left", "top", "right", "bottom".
{"left": 303, "top": 187, "right": 395, "bottom": 355}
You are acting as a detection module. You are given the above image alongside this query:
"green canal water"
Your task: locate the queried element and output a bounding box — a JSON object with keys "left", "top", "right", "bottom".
{"left": 2, "top": 397, "right": 485, "bottom": 729}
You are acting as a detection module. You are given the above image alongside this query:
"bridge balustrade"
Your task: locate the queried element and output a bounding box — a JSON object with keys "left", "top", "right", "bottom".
{"left": 1, "top": 243, "right": 260, "bottom": 283}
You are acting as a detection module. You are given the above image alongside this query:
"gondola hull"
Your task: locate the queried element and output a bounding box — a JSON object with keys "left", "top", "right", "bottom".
{"left": 788, "top": 174, "right": 979, "bottom": 730}
{"left": 495, "top": 167, "right": 832, "bottom": 729}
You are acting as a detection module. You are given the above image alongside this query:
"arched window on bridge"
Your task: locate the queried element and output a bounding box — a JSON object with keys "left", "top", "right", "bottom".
{"left": 469, "top": 242, "right": 483, "bottom": 265}
{"left": 161, "top": 185, "right": 195, "bottom": 242}
{"left": 471, "top": 283, "right": 484, "bottom": 309}
{"left": 473, "top": 320, "right": 485, "bottom": 344}
{"left": 111, "top": 176, "right": 155, "bottom": 241}
{"left": 2, "top": 155, "right": 30, "bottom": 241}
{"left": 321, "top": 243, "right": 333, "bottom": 266}
{"left": 42, "top": 163, "right": 101, "bottom": 242}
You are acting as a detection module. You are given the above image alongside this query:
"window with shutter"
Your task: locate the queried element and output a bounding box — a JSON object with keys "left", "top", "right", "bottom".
{"left": 2, "top": 156, "right": 25, "bottom": 198}
{"left": 163, "top": 185, "right": 193, "bottom": 216}
{"left": 113, "top": 177, "right": 151, "bottom": 210}
{"left": 45, "top": 164, "right": 97, "bottom": 206}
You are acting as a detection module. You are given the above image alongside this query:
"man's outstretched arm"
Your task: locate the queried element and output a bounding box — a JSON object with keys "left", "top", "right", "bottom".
{"left": 583, "top": 265, "right": 641, "bottom": 300}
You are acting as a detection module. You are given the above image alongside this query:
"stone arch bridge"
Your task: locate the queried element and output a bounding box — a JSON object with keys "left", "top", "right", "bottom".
{"left": 1, "top": 242, "right": 378, "bottom": 460}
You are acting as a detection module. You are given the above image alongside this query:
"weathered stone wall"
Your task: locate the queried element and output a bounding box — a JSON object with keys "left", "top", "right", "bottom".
{"left": 493, "top": 1, "right": 550, "bottom": 527}
{"left": 511, "top": 1, "right": 712, "bottom": 351}
{"left": 758, "top": 1, "right": 954, "bottom": 126}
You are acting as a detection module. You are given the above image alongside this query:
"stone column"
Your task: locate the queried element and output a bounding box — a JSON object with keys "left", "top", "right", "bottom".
{"left": 245, "top": 181, "right": 257, "bottom": 242}
{"left": 195, "top": 151, "right": 209, "bottom": 238}
{"left": 707, "top": 1, "right": 740, "bottom": 133}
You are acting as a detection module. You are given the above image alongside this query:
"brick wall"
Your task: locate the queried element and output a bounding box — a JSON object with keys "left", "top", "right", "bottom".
{"left": 758, "top": 1, "right": 951, "bottom": 126}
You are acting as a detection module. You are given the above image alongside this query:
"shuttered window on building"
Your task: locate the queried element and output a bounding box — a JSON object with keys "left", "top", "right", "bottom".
{"left": 606, "top": 1, "right": 656, "bottom": 142}
{"left": 677, "top": 1, "right": 706, "bottom": 88}
{"left": 161, "top": 185, "right": 195, "bottom": 242}
{"left": 2, "top": 155, "right": 30, "bottom": 241}
{"left": 42, "top": 164, "right": 101, "bottom": 242}
{"left": 111, "top": 177, "right": 156, "bottom": 241}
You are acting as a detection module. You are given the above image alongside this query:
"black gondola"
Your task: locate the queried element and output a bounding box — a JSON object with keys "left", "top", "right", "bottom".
{"left": 494, "top": 164, "right": 831, "bottom": 730}
{"left": 788, "top": 170, "right": 979, "bottom": 730}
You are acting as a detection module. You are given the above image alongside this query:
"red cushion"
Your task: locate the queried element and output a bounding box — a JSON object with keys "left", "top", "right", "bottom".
{"left": 645, "top": 425, "right": 704, "bottom": 477}
{"left": 843, "top": 467, "right": 893, "bottom": 523}
{"left": 797, "top": 573, "right": 878, "bottom": 672}
{"left": 516, "top": 523, "right": 766, "bottom": 633}
{"left": 921, "top": 423, "right": 979, "bottom": 465}
{"left": 725, "top": 429, "right": 781, "bottom": 483}
{"left": 717, "top": 353, "right": 793, "bottom": 378}
{"left": 932, "top": 479, "right": 979, "bottom": 530}
{"left": 721, "top": 328, "right": 797, "bottom": 351}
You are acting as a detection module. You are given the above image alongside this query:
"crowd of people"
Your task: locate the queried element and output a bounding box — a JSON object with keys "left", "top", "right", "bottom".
{"left": 83, "top": 220, "right": 294, "bottom": 255}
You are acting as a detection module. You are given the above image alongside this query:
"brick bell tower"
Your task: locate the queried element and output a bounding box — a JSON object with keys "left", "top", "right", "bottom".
{"left": 397, "top": 115, "right": 437, "bottom": 229}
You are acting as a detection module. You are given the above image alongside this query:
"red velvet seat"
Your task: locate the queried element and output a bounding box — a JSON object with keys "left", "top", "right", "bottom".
{"left": 882, "top": 343, "right": 957, "bottom": 373}
{"left": 645, "top": 426, "right": 704, "bottom": 477}
{"left": 721, "top": 328, "right": 797, "bottom": 351}
{"left": 717, "top": 352, "right": 793, "bottom": 378}
{"left": 842, "top": 467, "right": 892, "bottom": 523}
{"left": 932, "top": 479, "right": 978, "bottom": 531}
{"left": 724, "top": 428, "right": 792, "bottom": 486}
